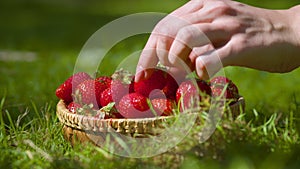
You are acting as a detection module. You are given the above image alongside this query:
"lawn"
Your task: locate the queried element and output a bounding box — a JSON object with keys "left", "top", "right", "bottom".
{"left": 1, "top": 0, "right": 300, "bottom": 168}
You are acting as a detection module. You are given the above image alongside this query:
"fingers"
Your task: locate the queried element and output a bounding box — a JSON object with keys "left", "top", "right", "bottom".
{"left": 189, "top": 44, "right": 215, "bottom": 63}
{"left": 135, "top": 0, "right": 242, "bottom": 81}
{"left": 168, "top": 22, "right": 231, "bottom": 67}
{"left": 137, "top": 22, "right": 232, "bottom": 81}
{"left": 135, "top": 1, "right": 207, "bottom": 81}
{"left": 167, "top": 24, "right": 211, "bottom": 66}
{"left": 156, "top": 36, "right": 173, "bottom": 66}
{"left": 136, "top": 14, "right": 190, "bottom": 82}
{"left": 165, "top": 16, "right": 244, "bottom": 79}
{"left": 195, "top": 50, "right": 223, "bottom": 80}
{"left": 194, "top": 38, "right": 236, "bottom": 80}
{"left": 135, "top": 36, "right": 159, "bottom": 82}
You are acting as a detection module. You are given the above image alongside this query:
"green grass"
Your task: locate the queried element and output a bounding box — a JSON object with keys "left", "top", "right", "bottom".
{"left": 1, "top": 0, "right": 300, "bottom": 168}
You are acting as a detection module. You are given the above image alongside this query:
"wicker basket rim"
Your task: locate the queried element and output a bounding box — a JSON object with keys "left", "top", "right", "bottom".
{"left": 57, "top": 97, "right": 244, "bottom": 120}
{"left": 56, "top": 97, "right": 245, "bottom": 132}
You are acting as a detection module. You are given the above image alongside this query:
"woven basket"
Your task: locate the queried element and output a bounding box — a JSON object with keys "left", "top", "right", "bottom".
{"left": 57, "top": 97, "right": 245, "bottom": 146}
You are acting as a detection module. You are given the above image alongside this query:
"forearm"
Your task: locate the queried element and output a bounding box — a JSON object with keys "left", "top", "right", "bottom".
{"left": 263, "top": 5, "right": 300, "bottom": 71}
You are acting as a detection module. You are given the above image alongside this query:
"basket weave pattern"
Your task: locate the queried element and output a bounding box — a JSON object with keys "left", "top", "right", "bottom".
{"left": 57, "top": 97, "right": 245, "bottom": 146}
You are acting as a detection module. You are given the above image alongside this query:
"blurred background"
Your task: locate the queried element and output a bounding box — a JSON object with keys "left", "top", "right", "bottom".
{"left": 0, "top": 0, "right": 187, "bottom": 113}
{"left": 0, "top": 0, "right": 298, "bottom": 52}
{"left": 0, "top": 0, "right": 299, "bottom": 115}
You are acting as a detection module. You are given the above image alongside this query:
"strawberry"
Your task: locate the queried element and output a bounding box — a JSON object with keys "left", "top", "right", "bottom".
{"left": 151, "top": 98, "right": 175, "bottom": 116}
{"left": 176, "top": 79, "right": 211, "bottom": 111}
{"left": 110, "top": 69, "right": 134, "bottom": 104}
{"left": 210, "top": 76, "right": 231, "bottom": 85}
{"left": 55, "top": 72, "right": 92, "bottom": 103}
{"left": 74, "top": 79, "right": 107, "bottom": 108}
{"left": 95, "top": 76, "right": 112, "bottom": 89}
{"left": 67, "top": 101, "right": 81, "bottom": 114}
{"left": 134, "top": 68, "right": 167, "bottom": 97}
{"left": 117, "top": 93, "right": 153, "bottom": 118}
{"left": 162, "top": 73, "right": 179, "bottom": 100}
{"left": 99, "top": 88, "right": 113, "bottom": 107}
{"left": 210, "top": 76, "right": 239, "bottom": 100}
{"left": 111, "top": 79, "right": 134, "bottom": 103}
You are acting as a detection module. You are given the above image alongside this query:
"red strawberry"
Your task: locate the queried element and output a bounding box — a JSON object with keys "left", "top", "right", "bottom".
{"left": 67, "top": 101, "right": 81, "bottom": 114}
{"left": 134, "top": 68, "right": 167, "bottom": 97}
{"left": 100, "top": 88, "right": 113, "bottom": 107}
{"left": 176, "top": 79, "right": 211, "bottom": 111}
{"left": 110, "top": 79, "right": 134, "bottom": 103}
{"left": 55, "top": 72, "right": 92, "bottom": 103}
{"left": 74, "top": 79, "right": 107, "bottom": 108}
{"left": 210, "top": 76, "right": 231, "bottom": 85}
{"left": 162, "top": 73, "right": 179, "bottom": 100}
{"left": 151, "top": 98, "right": 175, "bottom": 116}
{"left": 110, "top": 70, "right": 134, "bottom": 104}
{"left": 210, "top": 76, "right": 239, "bottom": 100}
{"left": 117, "top": 93, "right": 153, "bottom": 118}
{"left": 95, "top": 76, "right": 112, "bottom": 89}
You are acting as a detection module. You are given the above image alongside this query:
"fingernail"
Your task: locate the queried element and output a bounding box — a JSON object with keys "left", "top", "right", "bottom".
{"left": 135, "top": 65, "right": 145, "bottom": 82}
{"left": 134, "top": 74, "right": 141, "bottom": 82}
{"left": 197, "top": 69, "right": 203, "bottom": 78}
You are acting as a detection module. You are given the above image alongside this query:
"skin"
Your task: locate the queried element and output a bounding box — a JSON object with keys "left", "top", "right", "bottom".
{"left": 135, "top": 0, "right": 300, "bottom": 81}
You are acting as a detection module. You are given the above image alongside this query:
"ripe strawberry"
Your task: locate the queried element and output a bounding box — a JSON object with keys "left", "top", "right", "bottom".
{"left": 176, "top": 79, "right": 211, "bottom": 110}
{"left": 162, "top": 73, "right": 179, "bottom": 100}
{"left": 67, "top": 101, "right": 81, "bottom": 114}
{"left": 100, "top": 88, "right": 112, "bottom": 107}
{"left": 55, "top": 72, "right": 92, "bottom": 103}
{"left": 210, "top": 76, "right": 239, "bottom": 100}
{"left": 117, "top": 93, "right": 153, "bottom": 118}
{"left": 74, "top": 79, "right": 107, "bottom": 108}
{"left": 110, "top": 79, "right": 134, "bottom": 103}
{"left": 95, "top": 76, "right": 112, "bottom": 89}
{"left": 110, "top": 69, "right": 134, "bottom": 104}
{"left": 134, "top": 68, "right": 167, "bottom": 97}
{"left": 151, "top": 98, "right": 175, "bottom": 116}
{"left": 210, "top": 76, "right": 231, "bottom": 85}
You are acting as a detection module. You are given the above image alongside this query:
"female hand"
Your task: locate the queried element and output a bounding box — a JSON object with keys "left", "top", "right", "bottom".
{"left": 135, "top": 0, "right": 300, "bottom": 80}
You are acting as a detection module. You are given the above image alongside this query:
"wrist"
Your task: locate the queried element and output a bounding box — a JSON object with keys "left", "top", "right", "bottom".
{"left": 281, "top": 5, "right": 300, "bottom": 70}
{"left": 286, "top": 5, "right": 300, "bottom": 48}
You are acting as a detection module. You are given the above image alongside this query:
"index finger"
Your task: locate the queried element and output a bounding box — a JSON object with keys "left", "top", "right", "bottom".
{"left": 135, "top": 35, "right": 159, "bottom": 82}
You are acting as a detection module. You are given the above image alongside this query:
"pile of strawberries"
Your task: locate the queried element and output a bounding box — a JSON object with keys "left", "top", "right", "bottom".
{"left": 56, "top": 68, "right": 240, "bottom": 119}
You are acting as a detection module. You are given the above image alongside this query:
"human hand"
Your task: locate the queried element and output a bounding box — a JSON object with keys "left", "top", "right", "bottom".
{"left": 135, "top": 0, "right": 300, "bottom": 81}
